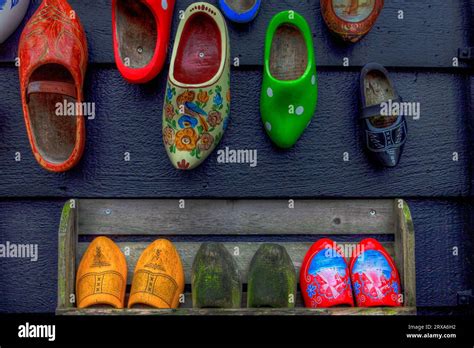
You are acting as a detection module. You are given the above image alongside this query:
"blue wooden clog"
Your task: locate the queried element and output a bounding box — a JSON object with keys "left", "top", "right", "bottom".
{"left": 219, "top": 0, "right": 261, "bottom": 23}
{"left": 360, "top": 63, "right": 407, "bottom": 167}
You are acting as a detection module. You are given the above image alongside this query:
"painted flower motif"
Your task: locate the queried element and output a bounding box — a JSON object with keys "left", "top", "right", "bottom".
{"left": 178, "top": 115, "right": 198, "bottom": 129}
{"left": 198, "top": 133, "right": 214, "bottom": 151}
{"left": 213, "top": 92, "right": 223, "bottom": 106}
{"left": 207, "top": 110, "right": 222, "bottom": 127}
{"left": 391, "top": 281, "right": 399, "bottom": 294}
{"left": 226, "top": 89, "right": 231, "bottom": 103}
{"left": 307, "top": 284, "right": 316, "bottom": 298}
{"left": 166, "top": 87, "right": 173, "bottom": 102}
{"left": 353, "top": 280, "right": 361, "bottom": 296}
{"left": 175, "top": 128, "right": 198, "bottom": 152}
{"left": 163, "top": 126, "right": 175, "bottom": 146}
{"left": 197, "top": 91, "right": 210, "bottom": 104}
{"left": 177, "top": 159, "right": 190, "bottom": 170}
{"left": 177, "top": 90, "right": 195, "bottom": 107}
{"left": 165, "top": 103, "right": 175, "bottom": 120}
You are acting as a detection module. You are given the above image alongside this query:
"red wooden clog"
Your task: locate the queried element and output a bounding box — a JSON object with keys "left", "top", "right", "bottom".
{"left": 18, "top": 0, "right": 88, "bottom": 172}
{"left": 112, "top": 0, "right": 175, "bottom": 84}
{"left": 300, "top": 239, "right": 354, "bottom": 308}
{"left": 320, "top": 0, "right": 384, "bottom": 43}
{"left": 350, "top": 238, "right": 402, "bottom": 307}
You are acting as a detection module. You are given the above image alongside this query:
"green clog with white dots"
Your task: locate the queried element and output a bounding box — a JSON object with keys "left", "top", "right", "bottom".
{"left": 260, "top": 11, "right": 317, "bottom": 149}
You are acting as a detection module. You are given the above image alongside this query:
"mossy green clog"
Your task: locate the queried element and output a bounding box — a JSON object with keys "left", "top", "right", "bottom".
{"left": 247, "top": 244, "right": 297, "bottom": 308}
{"left": 192, "top": 243, "right": 242, "bottom": 308}
{"left": 260, "top": 11, "right": 317, "bottom": 148}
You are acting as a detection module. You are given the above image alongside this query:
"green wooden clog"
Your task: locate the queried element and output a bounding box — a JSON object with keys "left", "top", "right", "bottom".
{"left": 192, "top": 243, "right": 242, "bottom": 308}
{"left": 260, "top": 11, "right": 318, "bottom": 148}
{"left": 247, "top": 244, "right": 297, "bottom": 308}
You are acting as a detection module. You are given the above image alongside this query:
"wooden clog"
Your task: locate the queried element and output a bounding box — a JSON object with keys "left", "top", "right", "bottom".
{"left": 219, "top": 0, "right": 261, "bottom": 23}
{"left": 0, "top": 0, "right": 30, "bottom": 44}
{"left": 321, "top": 0, "right": 384, "bottom": 43}
{"left": 112, "top": 0, "right": 175, "bottom": 84}
{"left": 260, "top": 11, "right": 317, "bottom": 148}
{"left": 163, "top": 2, "right": 230, "bottom": 170}
{"left": 247, "top": 244, "right": 297, "bottom": 308}
{"left": 18, "top": 0, "right": 88, "bottom": 172}
{"left": 360, "top": 63, "right": 406, "bottom": 167}
{"left": 128, "top": 239, "right": 184, "bottom": 309}
{"left": 192, "top": 243, "right": 241, "bottom": 308}
{"left": 76, "top": 237, "right": 127, "bottom": 309}
{"left": 300, "top": 239, "right": 354, "bottom": 308}
{"left": 350, "top": 238, "right": 402, "bottom": 307}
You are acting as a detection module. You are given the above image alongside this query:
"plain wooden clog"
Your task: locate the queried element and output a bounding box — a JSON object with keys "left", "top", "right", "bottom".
{"left": 18, "top": 0, "right": 88, "bottom": 172}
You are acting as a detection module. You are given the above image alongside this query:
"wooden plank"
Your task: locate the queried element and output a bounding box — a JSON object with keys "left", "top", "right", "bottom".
{"left": 77, "top": 199, "right": 396, "bottom": 235}
{"left": 0, "top": 0, "right": 471, "bottom": 69}
{"left": 75, "top": 241, "right": 395, "bottom": 285}
{"left": 57, "top": 200, "right": 78, "bottom": 310}
{"left": 56, "top": 307, "right": 416, "bottom": 316}
{"left": 394, "top": 199, "right": 417, "bottom": 307}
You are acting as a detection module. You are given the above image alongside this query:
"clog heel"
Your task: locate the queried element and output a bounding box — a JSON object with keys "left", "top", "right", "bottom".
{"left": 300, "top": 239, "right": 354, "bottom": 308}
{"left": 162, "top": 2, "right": 230, "bottom": 170}
{"left": 260, "top": 11, "right": 317, "bottom": 149}
{"left": 0, "top": 0, "right": 30, "bottom": 44}
{"left": 321, "top": 0, "right": 384, "bottom": 43}
{"left": 18, "top": 0, "right": 88, "bottom": 172}
{"left": 76, "top": 237, "right": 127, "bottom": 309}
{"left": 219, "top": 0, "right": 261, "bottom": 23}
{"left": 360, "top": 63, "right": 407, "bottom": 167}
{"left": 350, "top": 238, "right": 402, "bottom": 307}
{"left": 128, "top": 239, "right": 185, "bottom": 309}
{"left": 113, "top": 0, "right": 175, "bottom": 83}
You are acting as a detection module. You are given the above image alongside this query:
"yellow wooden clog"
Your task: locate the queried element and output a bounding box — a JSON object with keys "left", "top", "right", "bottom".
{"left": 76, "top": 236, "right": 127, "bottom": 309}
{"left": 128, "top": 239, "right": 185, "bottom": 309}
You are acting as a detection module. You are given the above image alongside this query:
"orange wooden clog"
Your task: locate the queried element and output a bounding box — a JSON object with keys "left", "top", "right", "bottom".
{"left": 128, "top": 239, "right": 185, "bottom": 309}
{"left": 76, "top": 237, "right": 127, "bottom": 309}
{"left": 18, "top": 0, "right": 88, "bottom": 172}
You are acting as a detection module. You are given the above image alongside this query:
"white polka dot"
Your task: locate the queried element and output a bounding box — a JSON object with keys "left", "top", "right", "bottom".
{"left": 296, "top": 106, "right": 304, "bottom": 115}
{"left": 265, "top": 122, "right": 272, "bottom": 132}
{"left": 311, "top": 75, "right": 316, "bottom": 85}
{"left": 162, "top": 0, "right": 168, "bottom": 10}
{"left": 267, "top": 87, "right": 273, "bottom": 98}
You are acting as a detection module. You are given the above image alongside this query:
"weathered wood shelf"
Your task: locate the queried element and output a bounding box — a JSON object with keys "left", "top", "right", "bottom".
{"left": 57, "top": 198, "right": 416, "bottom": 315}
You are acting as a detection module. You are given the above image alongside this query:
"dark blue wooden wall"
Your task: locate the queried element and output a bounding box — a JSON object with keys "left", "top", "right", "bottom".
{"left": 0, "top": 0, "right": 473, "bottom": 313}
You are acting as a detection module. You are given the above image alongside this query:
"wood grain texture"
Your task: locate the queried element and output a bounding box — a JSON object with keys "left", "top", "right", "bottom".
{"left": 0, "top": 0, "right": 471, "bottom": 69}
{"left": 77, "top": 199, "right": 395, "bottom": 235}
{"left": 0, "top": 68, "right": 470, "bottom": 198}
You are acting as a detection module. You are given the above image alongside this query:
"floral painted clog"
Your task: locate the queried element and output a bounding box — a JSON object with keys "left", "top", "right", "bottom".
{"left": 163, "top": 2, "right": 230, "bottom": 170}
{"left": 113, "top": 0, "right": 175, "bottom": 84}
{"left": 0, "top": 0, "right": 30, "bottom": 44}
{"left": 350, "top": 238, "right": 402, "bottom": 307}
{"left": 219, "top": 0, "right": 261, "bottom": 23}
{"left": 300, "top": 239, "right": 354, "bottom": 308}
{"left": 18, "top": 0, "right": 88, "bottom": 172}
{"left": 260, "top": 11, "right": 317, "bottom": 149}
{"left": 76, "top": 237, "right": 127, "bottom": 309}
{"left": 129, "top": 239, "right": 185, "bottom": 309}
{"left": 360, "top": 63, "right": 406, "bottom": 167}
{"left": 192, "top": 243, "right": 242, "bottom": 308}
{"left": 321, "top": 0, "right": 384, "bottom": 43}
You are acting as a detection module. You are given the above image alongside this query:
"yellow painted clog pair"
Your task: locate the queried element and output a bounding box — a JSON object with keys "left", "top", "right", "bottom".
{"left": 76, "top": 237, "right": 184, "bottom": 309}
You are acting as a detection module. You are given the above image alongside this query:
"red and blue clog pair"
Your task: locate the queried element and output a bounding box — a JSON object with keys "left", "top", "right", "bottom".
{"left": 300, "top": 238, "right": 402, "bottom": 308}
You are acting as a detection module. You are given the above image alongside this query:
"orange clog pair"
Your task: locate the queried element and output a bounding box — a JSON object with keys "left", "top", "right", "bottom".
{"left": 76, "top": 237, "right": 184, "bottom": 309}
